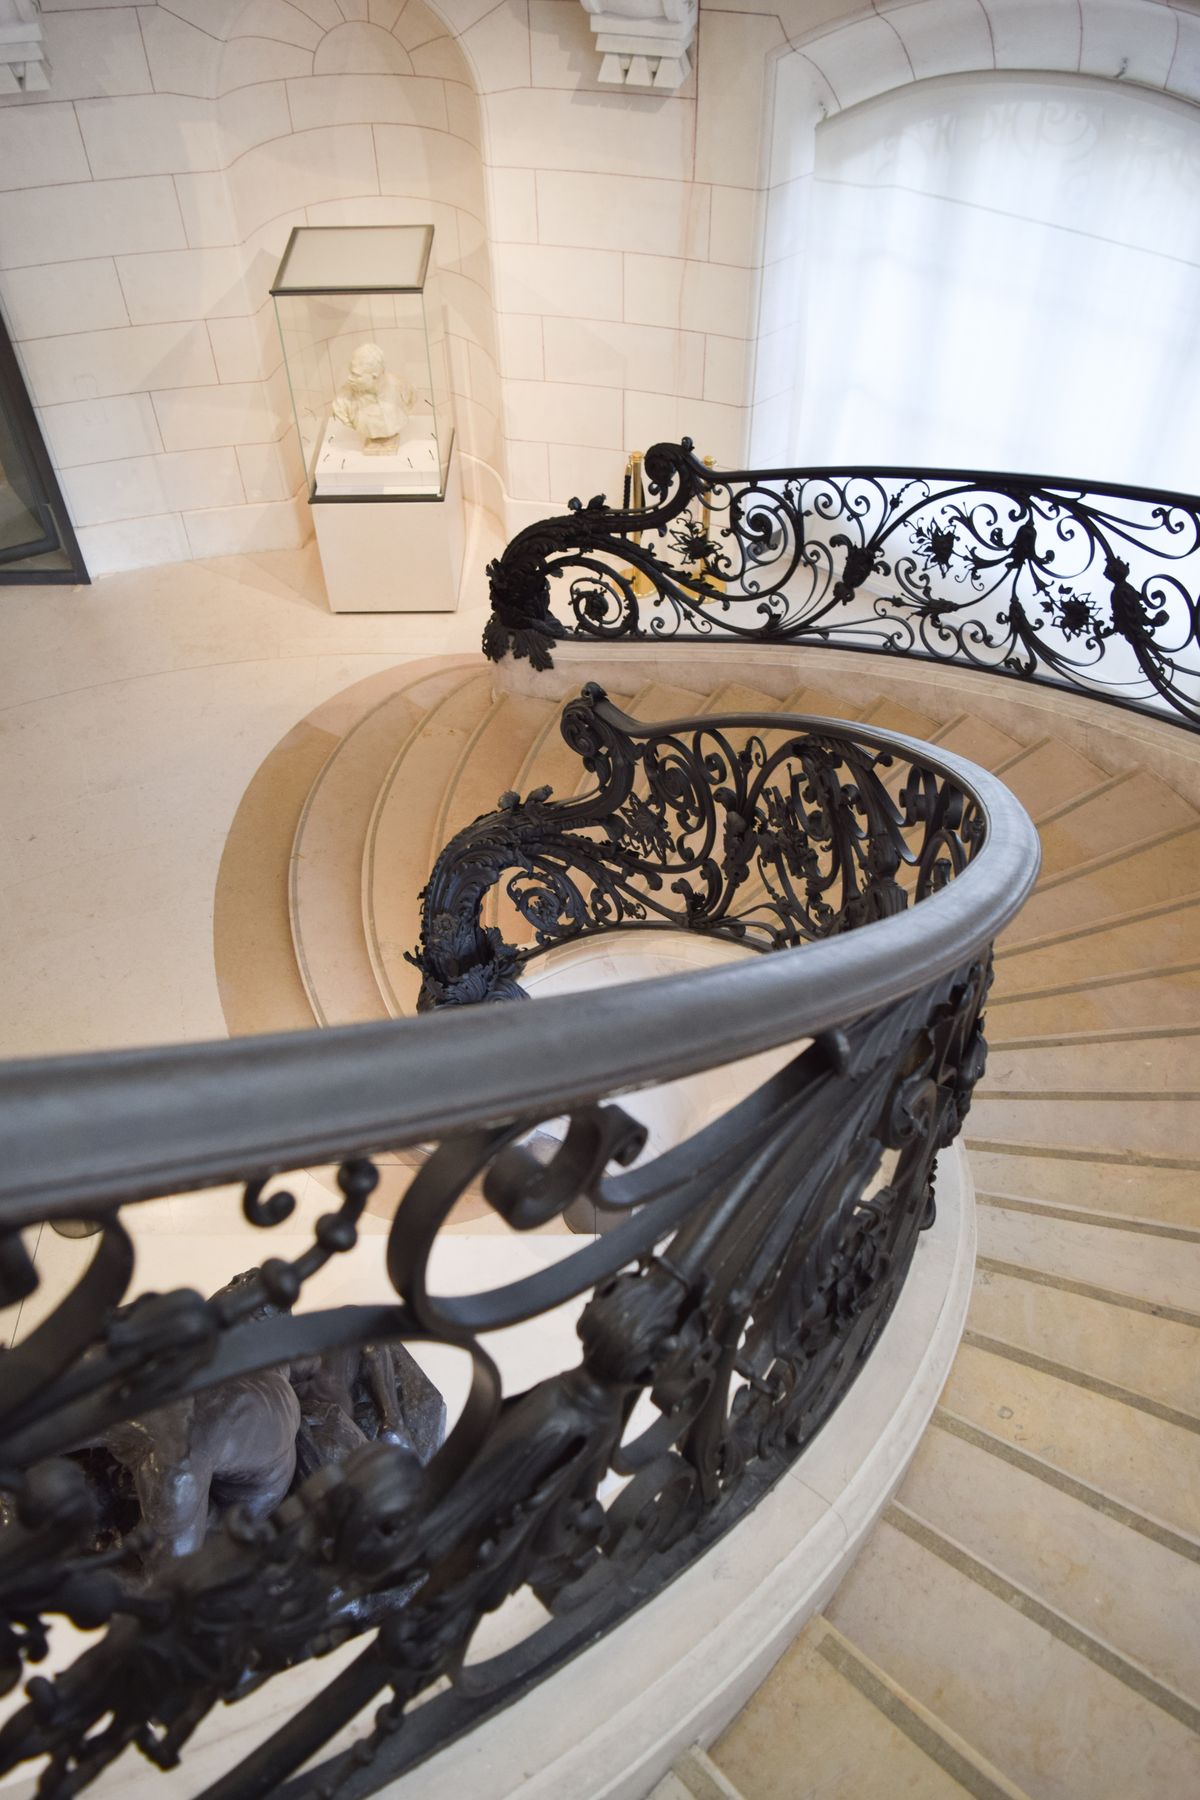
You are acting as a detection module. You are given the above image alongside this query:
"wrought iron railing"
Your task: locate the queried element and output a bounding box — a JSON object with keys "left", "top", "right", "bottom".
{"left": 0, "top": 694, "right": 1038, "bottom": 1800}
{"left": 481, "top": 440, "right": 1200, "bottom": 731}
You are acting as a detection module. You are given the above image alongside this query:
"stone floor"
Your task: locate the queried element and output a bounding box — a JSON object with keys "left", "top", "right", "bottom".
{"left": 0, "top": 520, "right": 494, "bottom": 1061}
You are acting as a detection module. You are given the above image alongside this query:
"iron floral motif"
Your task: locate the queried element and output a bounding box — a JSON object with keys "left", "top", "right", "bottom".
{"left": 0, "top": 700, "right": 1001, "bottom": 1800}
{"left": 481, "top": 441, "right": 1200, "bottom": 730}
{"left": 407, "top": 685, "right": 985, "bottom": 1009}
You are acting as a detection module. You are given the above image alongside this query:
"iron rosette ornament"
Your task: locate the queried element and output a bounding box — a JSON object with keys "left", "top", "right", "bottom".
{"left": 481, "top": 441, "right": 1200, "bottom": 730}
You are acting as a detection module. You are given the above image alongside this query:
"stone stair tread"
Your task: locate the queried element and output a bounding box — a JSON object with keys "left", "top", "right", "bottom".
{"left": 858, "top": 697, "right": 940, "bottom": 739}
{"left": 928, "top": 715, "right": 1025, "bottom": 769}
{"left": 701, "top": 679, "right": 786, "bottom": 716}
{"left": 711, "top": 1617, "right": 1028, "bottom": 1800}
{"left": 973, "top": 1200, "right": 1200, "bottom": 1318}
{"left": 985, "top": 967, "right": 1200, "bottom": 1036}
{"left": 1037, "top": 770, "right": 1198, "bottom": 877}
{"left": 214, "top": 663, "right": 448, "bottom": 1040}
{"left": 987, "top": 735, "right": 1108, "bottom": 822}
{"left": 290, "top": 661, "right": 481, "bottom": 1028}
{"left": 897, "top": 1427, "right": 1200, "bottom": 1710}
{"left": 826, "top": 1515, "right": 1200, "bottom": 1795}
{"left": 937, "top": 1342, "right": 1200, "bottom": 1545}
{"left": 968, "top": 1091, "right": 1200, "bottom": 1163}
{"left": 992, "top": 898, "right": 1200, "bottom": 992}
{"left": 364, "top": 670, "right": 495, "bottom": 1015}
{"left": 782, "top": 685, "right": 877, "bottom": 722}
{"left": 965, "top": 1148, "right": 1200, "bottom": 1230}
{"left": 966, "top": 1261, "right": 1200, "bottom": 1420}
{"left": 432, "top": 690, "right": 561, "bottom": 855}
{"left": 981, "top": 1034, "right": 1200, "bottom": 1095}
{"left": 1009, "top": 827, "right": 1200, "bottom": 942}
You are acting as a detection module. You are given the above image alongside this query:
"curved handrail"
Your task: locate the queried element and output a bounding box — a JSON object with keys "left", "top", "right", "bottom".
{"left": 0, "top": 716, "right": 1037, "bottom": 1222}
{"left": 0, "top": 702, "right": 1039, "bottom": 1800}
{"left": 481, "top": 438, "right": 1200, "bottom": 731}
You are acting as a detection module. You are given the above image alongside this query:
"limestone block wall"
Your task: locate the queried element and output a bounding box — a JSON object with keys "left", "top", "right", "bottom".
{"left": 0, "top": 0, "right": 501, "bottom": 574}
{"left": 1, "top": 0, "right": 1197, "bottom": 574}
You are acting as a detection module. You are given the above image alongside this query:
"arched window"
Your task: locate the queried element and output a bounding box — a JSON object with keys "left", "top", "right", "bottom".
{"left": 781, "top": 72, "right": 1200, "bottom": 490}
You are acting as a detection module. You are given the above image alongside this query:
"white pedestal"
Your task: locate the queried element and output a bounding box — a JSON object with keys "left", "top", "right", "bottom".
{"left": 311, "top": 441, "right": 464, "bottom": 613}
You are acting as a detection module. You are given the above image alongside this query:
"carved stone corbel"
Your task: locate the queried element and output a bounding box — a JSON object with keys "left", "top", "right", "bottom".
{"left": 577, "top": 0, "right": 697, "bottom": 92}
{"left": 0, "top": 0, "right": 48, "bottom": 94}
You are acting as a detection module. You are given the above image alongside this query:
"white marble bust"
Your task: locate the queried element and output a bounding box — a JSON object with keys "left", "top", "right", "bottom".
{"left": 333, "top": 343, "right": 416, "bottom": 455}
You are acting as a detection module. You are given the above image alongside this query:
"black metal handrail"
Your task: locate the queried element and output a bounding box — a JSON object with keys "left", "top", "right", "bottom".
{"left": 0, "top": 697, "right": 1039, "bottom": 1800}
{"left": 481, "top": 439, "right": 1200, "bottom": 731}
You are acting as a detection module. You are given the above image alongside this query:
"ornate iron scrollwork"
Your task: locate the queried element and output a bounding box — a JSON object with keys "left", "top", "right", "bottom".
{"left": 481, "top": 440, "right": 1200, "bottom": 730}
{"left": 407, "top": 684, "right": 985, "bottom": 1010}
{"left": 0, "top": 694, "right": 1029, "bottom": 1800}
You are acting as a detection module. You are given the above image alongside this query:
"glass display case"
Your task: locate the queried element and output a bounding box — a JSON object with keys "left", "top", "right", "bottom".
{"left": 271, "top": 224, "right": 453, "bottom": 503}
{"left": 270, "top": 224, "right": 462, "bottom": 613}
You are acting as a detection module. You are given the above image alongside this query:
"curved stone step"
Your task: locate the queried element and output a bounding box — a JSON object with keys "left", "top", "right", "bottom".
{"left": 966, "top": 1260, "right": 1199, "bottom": 1422}
{"left": 363, "top": 670, "right": 497, "bottom": 1016}
{"left": 1010, "top": 827, "right": 1200, "bottom": 941}
{"left": 929, "top": 714, "right": 1024, "bottom": 769}
{"left": 213, "top": 665, "right": 442, "bottom": 1040}
{"left": 966, "top": 1145, "right": 1200, "bottom": 1231}
{"left": 822, "top": 1506, "right": 1200, "bottom": 1796}
{"left": 992, "top": 897, "right": 1200, "bottom": 990}
{"left": 1036, "top": 769, "right": 1197, "bottom": 877}
{"left": 988, "top": 734, "right": 1107, "bottom": 823}
{"left": 711, "top": 1616, "right": 1032, "bottom": 1800}
{"left": 289, "top": 658, "right": 480, "bottom": 1027}
{"left": 935, "top": 1340, "right": 1199, "bottom": 1548}
{"left": 431, "top": 689, "right": 562, "bottom": 857}
{"left": 984, "top": 965, "right": 1200, "bottom": 1036}
{"left": 973, "top": 1202, "right": 1200, "bottom": 1319}
{"left": 897, "top": 1424, "right": 1200, "bottom": 1710}
{"left": 982, "top": 1034, "right": 1199, "bottom": 1095}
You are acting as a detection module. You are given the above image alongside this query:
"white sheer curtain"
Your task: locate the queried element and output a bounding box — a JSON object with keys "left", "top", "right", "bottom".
{"left": 790, "top": 73, "right": 1200, "bottom": 492}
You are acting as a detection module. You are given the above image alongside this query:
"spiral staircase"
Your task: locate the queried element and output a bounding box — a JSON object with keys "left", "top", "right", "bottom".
{"left": 211, "top": 641, "right": 1200, "bottom": 1799}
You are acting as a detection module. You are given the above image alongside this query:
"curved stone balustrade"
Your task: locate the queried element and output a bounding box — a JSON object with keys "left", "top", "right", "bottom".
{"left": 481, "top": 440, "right": 1200, "bottom": 732}
{"left": 0, "top": 693, "right": 1036, "bottom": 1800}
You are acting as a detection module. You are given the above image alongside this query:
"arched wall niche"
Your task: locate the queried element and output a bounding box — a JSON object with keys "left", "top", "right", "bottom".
{"left": 752, "top": 0, "right": 1200, "bottom": 468}
{"left": 211, "top": 0, "right": 504, "bottom": 542}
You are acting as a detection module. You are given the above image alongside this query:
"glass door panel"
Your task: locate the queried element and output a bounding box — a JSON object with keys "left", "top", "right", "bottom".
{"left": 0, "top": 307, "right": 88, "bottom": 583}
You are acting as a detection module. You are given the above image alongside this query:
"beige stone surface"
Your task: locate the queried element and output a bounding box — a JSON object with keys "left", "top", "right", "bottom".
{"left": 965, "top": 1147, "right": 1200, "bottom": 1228}
{"left": 1002, "top": 828, "right": 1200, "bottom": 942}
{"left": 712, "top": 1623, "right": 983, "bottom": 1800}
{"left": 1037, "top": 770, "right": 1197, "bottom": 875}
{"left": 289, "top": 661, "right": 481, "bottom": 1026}
{"left": 983, "top": 1035, "right": 1198, "bottom": 1095}
{"left": 825, "top": 1519, "right": 1200, "bottom": 1799}
{"left": 967, "top": 1262, "right": 1200, "bottom": 1417}
{"left": 984, "top": 967, "right": 1200, "bottom": 1035}
{"left": 975, "top": 1204, "right": 1200, "bottom": 1316}
{"left": 991, "top": 735, "right": 1106, "bottom": 822}
{"left": 993, "top": 899, "right": 1200, "bottom": 990}
{"left": 968, "top": 1092, "right": 1200, "bottom": 1161}
{"left": 899, "top": 1425, "right": 1200, "bottom": 1706}
{"left": 941, "top": 1342, "right": 1200, "bottom": 1541}
{"left": 363, "top": 670, "right": 494, "bottom": 1014}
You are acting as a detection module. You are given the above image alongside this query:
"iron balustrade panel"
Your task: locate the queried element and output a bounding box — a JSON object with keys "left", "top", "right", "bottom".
{"left": 0, "top": 700, "right": 1039, "bottom": 1800}
{"left": 480, "top": 440, "right": 1200, "bottom": 731}
{"left": 408, "top": 684, "right": 988, "bottom": 1010}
